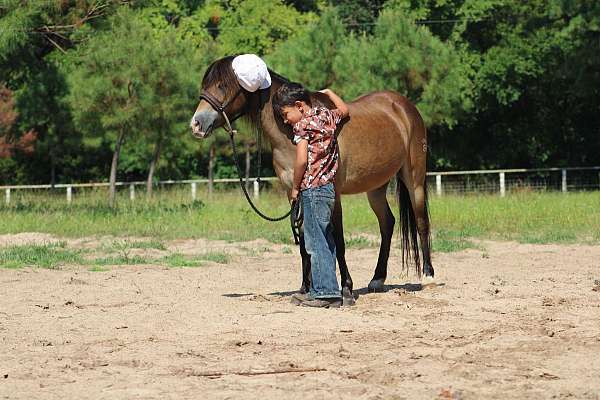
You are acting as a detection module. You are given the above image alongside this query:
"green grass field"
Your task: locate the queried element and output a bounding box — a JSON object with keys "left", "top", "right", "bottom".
{"left": 1, "top": 188, "right": 599, "bottom": 254}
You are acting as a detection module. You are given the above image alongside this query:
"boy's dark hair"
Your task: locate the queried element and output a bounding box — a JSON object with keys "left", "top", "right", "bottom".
{"left": 272, "top": 82, "right": 312, "bottom": 117}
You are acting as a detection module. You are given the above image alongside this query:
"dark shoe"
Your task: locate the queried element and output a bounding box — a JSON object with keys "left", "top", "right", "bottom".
{"left": 301, "top": 297, "right": 342, "bottom": 308}
{"left": 290, "top": 292, "right": 310, "bottom": 305}
{"left": 291, "top": 293, "right": 341, "bottom": 308}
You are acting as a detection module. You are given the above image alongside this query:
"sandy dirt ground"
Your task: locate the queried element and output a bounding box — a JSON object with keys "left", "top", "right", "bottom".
{"left": 1, "top": 233, "right": 599, "bottom": 400}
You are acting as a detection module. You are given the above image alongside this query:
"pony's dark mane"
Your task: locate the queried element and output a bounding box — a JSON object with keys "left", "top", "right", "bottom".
{"left": 201, "top": 55, "right": 238, "bottom": 90}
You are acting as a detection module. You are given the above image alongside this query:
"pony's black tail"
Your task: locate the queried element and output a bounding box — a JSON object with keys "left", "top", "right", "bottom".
{"left": 396, "top": 173, "right": 422, "bottom": 277}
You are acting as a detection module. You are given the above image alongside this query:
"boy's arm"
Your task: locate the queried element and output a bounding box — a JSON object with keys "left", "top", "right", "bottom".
{"left": 291, "top": 139, "right": 308, "bottom": 201}
{"left": 320, "top": 88, "right": 349, "bottom": 119}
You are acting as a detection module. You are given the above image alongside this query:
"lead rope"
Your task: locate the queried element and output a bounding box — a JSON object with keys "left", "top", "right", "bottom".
{"left": 255, "top": 125, "right": 262, "bottom": 188}
{"left": 227, "top": 128, "right": 292, "bottom": 222}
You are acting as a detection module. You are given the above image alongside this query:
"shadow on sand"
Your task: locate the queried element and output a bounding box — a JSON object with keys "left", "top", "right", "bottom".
{"left": 222, "top": 282, "right": 444, "bottom": 299}
{"left": 354, "top": 282, "right": 445, "bottom": 295}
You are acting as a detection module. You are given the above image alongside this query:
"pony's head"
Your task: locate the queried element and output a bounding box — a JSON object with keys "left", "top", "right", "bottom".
{"left": 190, "top": 56, "right": 249, "bottom": 138}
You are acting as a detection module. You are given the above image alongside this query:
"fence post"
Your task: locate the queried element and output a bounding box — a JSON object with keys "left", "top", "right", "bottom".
{"left": 436, "top": 174, "right": 442, "bottom": 196}
{"left": 499, "top": 172, "right": 505, "bottom": 197}
{"left": 253, "top": 180, "right": 259, "bottom": 198}
{"left": 191, "top": 182, "right": 197, "bottom": 201}
{"left": 561, "top": 169, "right": 567, "bottom": 192}
{"left": 5, "top": 188, "right": 10, "bottom": 205}
{"left": 129, "top": 184, "right": 135, "bottom": 201}
{"left": 66, "top": 186, "right": 72, "bottom": 204}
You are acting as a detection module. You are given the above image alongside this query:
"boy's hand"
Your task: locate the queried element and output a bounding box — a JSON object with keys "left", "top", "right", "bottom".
{"left": 318, "top": 88, "right": 348, "bottom": 119}
{"left": 291, "top": 188, "right": 300, "bottom": 202}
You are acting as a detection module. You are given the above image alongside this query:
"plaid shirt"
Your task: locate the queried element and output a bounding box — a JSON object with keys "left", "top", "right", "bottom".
{"left": 293, "top": 107, "right": 342, "bottom": 190}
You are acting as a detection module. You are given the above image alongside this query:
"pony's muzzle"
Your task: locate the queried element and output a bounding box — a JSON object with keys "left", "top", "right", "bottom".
{"left": 190, "top": 110, "right": 218, "bottom": 139}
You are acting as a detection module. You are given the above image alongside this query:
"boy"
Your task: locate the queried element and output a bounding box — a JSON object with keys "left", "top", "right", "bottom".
{"left": 272, "top": 82, "right": 349, "bottom": 308}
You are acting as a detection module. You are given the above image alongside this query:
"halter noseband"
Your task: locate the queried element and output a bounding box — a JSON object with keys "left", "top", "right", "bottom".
{"left": 197, "top": 87, "right": 243, "bottom": 135}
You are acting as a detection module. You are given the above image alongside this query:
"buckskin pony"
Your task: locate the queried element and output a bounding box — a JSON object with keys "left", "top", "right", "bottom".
{"left": 190, "top": 56, "right": 434, "bottom": 302}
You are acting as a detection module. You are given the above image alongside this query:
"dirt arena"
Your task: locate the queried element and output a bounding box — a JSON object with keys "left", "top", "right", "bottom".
{"left": 1, "top": 233, "right": 599, "bottom": 399}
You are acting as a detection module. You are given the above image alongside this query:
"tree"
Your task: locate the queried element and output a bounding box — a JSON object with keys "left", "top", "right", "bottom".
{"left": 0, "top": 83, "right": 37, "bottom": 183}
{"left": 67, "top": 7, "right": 205, "bottom": 203}
{"left": 0, "top": 0, "right": 122, "bottom": 184}
{"left": 331, "top": 0, "right": 385, "bottom": 32}
{"left": 216, "top": 0, "right": 314, "bottom": 56}
{"left": 429, "top": 0, "right": 600, "bottom": 169}
{"left": 67, "top": 10, "right": 137, "bottom": 206}
{"left": 267, "top": 8, "right": 345, "bottom": 89}
{"left": 333, "top": 5, "right": 471, "bottom": 127}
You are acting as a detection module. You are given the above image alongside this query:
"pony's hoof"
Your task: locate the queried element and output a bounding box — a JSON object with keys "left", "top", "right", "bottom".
{"left": 421, "top": 275, "right": 435, "bottom": 285}
{"left": 423, "top": 264, "right": 435, "bottom": 278}
{"left": 342, "top": 287, "right": 356, "bottom": 306}
{"left": 368, "top": 279, "right": 385, "bottom": 292}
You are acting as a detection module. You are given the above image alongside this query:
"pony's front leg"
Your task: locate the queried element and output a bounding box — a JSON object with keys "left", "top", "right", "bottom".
{"left": 298, "top": 233, "right": 311, "bottom": 293}
{"left": 333, "top": 194, "right": 355, "bottom": 305}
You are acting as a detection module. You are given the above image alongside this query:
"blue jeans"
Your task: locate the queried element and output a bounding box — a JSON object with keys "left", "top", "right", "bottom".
{"left": 301, "top": 183, "right": 340, "bottom": 299}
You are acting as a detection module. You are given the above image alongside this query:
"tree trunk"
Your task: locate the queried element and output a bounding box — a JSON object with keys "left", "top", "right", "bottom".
{"left": 108, "top": 129, "right": 126, "bottom": 208}
{"left": 208, "top": 143, "right": 215, "bottom": 196}
{"left": 146, "top": 135, "right": 163, "bottom": 197}
{"left": 245, "top": 141, "right": 251, "bottom": 190}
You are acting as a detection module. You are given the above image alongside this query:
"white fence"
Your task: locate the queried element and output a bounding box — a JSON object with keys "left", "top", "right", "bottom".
{"left": 426, "top": 166, "right": 600, "bottom": 196}
{"left": 1, "top": 166, "right": 600, "bottom": 205}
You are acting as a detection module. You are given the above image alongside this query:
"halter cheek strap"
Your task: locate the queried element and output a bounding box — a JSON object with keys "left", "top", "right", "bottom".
{"left": 198, "top": 87, "right": 244, "bottom": 134}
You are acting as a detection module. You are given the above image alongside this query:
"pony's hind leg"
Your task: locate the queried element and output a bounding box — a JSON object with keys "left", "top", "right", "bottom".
{"left": 366, "top": 183, "right": 395, "bottom": 292}
{"left": 413, "top": 184, "right": 434, "bottom": 278}
{"left": 398, "top": 167, "right": 435, "bottom": 279}
{"left": 333, "top": 194, "right": 355, "bottom": 305}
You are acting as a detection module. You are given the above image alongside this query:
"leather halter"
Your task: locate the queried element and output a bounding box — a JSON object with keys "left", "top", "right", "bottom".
{"left": 197, "top": 87, "right": 243, "bottom": 135}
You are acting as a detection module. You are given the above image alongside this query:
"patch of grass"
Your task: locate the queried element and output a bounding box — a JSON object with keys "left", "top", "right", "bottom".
{"left": 159, "top": 253, "right": 204, "bottom": 268}
{"left": 429, "top": 192, "right": 600, "bottom": 244}
{"left": 126, "top": 240, "right": 167, "bottom": 250}
{"left": 281, "top": 246, "right": 292, "bottom": 254}
{"left": 0, "top": 242, "right": 83, "bottom": 269}
{"left": 101, "top": 239, "right": 166, "bottom": 252}
{"left": 432, "top": 229, "right": 478, "bottom": 253}
{"left": 88, "top": 265, "right": 109, "bottom": 272}
{"left": 201, "top": 251, "right": 231, "bottom": 264}
{"left": 1, "top": 189, "right": 599, "bottom": 246}
{"left": 92, "top": 255, "right": 149, "bottom": 265}
{"left": 345, "top": 235, "right": 377, "bottom": 249}
{"left": 518, "top": 231, "right": 578, "bottom": 244}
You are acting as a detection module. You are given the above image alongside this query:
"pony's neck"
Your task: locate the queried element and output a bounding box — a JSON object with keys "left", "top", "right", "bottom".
{"left": 254, "top": 75, "right": 295, "bottom": 187}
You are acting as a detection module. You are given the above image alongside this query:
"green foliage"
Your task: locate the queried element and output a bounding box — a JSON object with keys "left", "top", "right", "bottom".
{"left": 201, "top": 251, "right": 231, "bottom": 264}
{"left": 1, "top": 0, "right": 600, "bottom": 184}
{"left": 1, "top": 189, "right": 599, "bottom": 246}
{"left": 268, "top": 8, "right": 345, "bottom": 89}
{"left": 66, "top": 7, "right": 204, "bottom": 182}
{"left": 160, "top": 253, "right": 204, "bottom": 267}
{"left": 332, "top": 0, "right": 385, "bottom": 32}
{"left": 429, "top": 0, "right": 600, "bottom": 169}
{"left": 432, "top": 229, "right": 478, "bottom": 252}
{"left": 0, "top": 242, "right": 83, "bottom": 269}
{"left": 334, "top": 4, "right": 471, "bottom": 126}
{"left": 216, "top": 0, "right": 315, "bottom": 56}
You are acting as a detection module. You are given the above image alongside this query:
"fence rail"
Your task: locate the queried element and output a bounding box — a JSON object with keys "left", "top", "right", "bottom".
{"left": 2, "top": 167, "right": 600, "bottom": 205}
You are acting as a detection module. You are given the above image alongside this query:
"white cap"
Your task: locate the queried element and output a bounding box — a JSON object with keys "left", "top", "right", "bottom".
{"left": 231, "top": 54, "right": 271, "bottom": 92}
